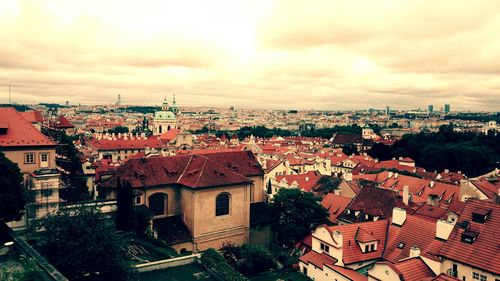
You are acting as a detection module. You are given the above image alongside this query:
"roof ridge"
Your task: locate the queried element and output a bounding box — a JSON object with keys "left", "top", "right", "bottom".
{"left": 194, "top": 156, "right": 208, "bottom": 188}
{"left": 177, "top": 154, "right": 195, "bottom": 184}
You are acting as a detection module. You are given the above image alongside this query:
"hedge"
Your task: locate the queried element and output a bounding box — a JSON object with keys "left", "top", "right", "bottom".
{"left": 200, "top": 248, "right": 249, "bottom": 281}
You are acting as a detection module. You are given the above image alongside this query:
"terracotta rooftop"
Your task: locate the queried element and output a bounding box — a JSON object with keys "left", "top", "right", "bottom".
{"left": 276, "top": 171, "right": 323, "bottom": 192}
{"left": 0, "top": 107, "right": 56, "bottom": 147}
{"left": 391, "top": 257, "right": 435, "bottom": 281}
{"left": 438, "top": 199, "right": 500, "bottom": 275}
{"left": 321, "top": 193, "right": 352, "bottom": 224}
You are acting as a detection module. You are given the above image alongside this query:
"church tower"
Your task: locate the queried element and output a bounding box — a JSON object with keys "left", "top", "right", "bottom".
{"left": 153, "top": 96, "right": 178, "bottom": 135}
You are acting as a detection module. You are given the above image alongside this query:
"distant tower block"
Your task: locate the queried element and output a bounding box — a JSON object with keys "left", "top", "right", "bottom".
{"left": 65, "top": 101, "right": 69, "bottom": 107}
{"left": 116, "top": 94, "right": 121, "bottom": 106}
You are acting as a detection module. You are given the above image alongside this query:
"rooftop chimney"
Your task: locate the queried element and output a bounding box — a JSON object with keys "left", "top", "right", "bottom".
{"left": 430, "top": 181, "right": 435, "bottom": 188}
{"left": 305, "top": 176, "right": 309, "bottom": 181}
{"left": 392, "top": 207, "right": 407, "bottom": 226}
{"left": 409, "top": 246, "right": 421, "bottom": 258}
{"left": 394, "top": 173, "right": 399, "bottom": 179}
{"left": 344, "top": 173, "right": 353, "bottom": 182}
{"left": 436, "top": 219, "right": 454, "bottom": 240}
{"left": 403, "top": 185, "right": 409, "bottom": 205}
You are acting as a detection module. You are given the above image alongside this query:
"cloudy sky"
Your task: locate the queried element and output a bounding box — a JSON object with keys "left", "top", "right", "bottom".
{"left": 1, "top": 0, "right": 499, "bottom": 111}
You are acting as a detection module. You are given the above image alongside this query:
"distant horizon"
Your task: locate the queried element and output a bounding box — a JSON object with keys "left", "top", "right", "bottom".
{"left": 1, "top": 1, "right": 500, "bottom": 111}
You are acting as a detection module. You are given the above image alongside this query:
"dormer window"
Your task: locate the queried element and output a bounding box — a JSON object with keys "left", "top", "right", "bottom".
{"left": 320, "top": 243, "right": 330, "bottom": 254}
{"left": 461, "top": 231, "right": 479, "bottom": 244}
{"left": 397, "top": 242, "right": 405, "bottom": 249}
{"left": 472, "top": 208, "right": 491, "bottom": 224}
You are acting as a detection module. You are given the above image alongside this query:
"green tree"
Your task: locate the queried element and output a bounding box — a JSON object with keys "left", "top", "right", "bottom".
{"left": 342, "top": 144, "right": 357, "bottom": 156}
{"left": 116, "top": 180, "right": 135, "bottom": 231}
{"left": 368, "top": 142, "right": 393, "bottom": 161}
{"left": 315, "top": 176, "right": 341, "bottom": 195}
{"left": 0, "top": 151, "right": 27, "bottom": 222}
{"left": 108, "top": 126, "right": 129, "bottom": 134}
{"left": 271, "top": 188, "right": 329, "bottom": 248}
{"left": 40, "top": 205, "right": 135, "bottom": 281}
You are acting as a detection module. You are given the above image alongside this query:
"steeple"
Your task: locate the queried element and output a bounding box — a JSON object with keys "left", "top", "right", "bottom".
{"left": 162, "top": 95, "right": 169, "bottom": 111}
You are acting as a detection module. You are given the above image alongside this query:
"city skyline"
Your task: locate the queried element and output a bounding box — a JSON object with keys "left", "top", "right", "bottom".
{"left": 1, "top": 0, "right": 500, "bottom": 111}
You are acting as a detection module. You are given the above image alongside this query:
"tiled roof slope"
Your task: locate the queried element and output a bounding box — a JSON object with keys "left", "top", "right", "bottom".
{"left": 321, "top": 193, "right": 352, "bottom": 223}
{"left": 328, "top": 220, "right": 389, "bottom": 264}
{"left": 0, "top": 107, "right": 56, "bottom": 147}
{"left": 276, "top": 171, "right": 323, "bottom": 192}
{"left": 384, "top": 214, "right": 445, "bottom": 263}
{"left": 392, "top": 257, "right": 435, "bottom": 281}
{"left": 438, "top": 199, "right": 500, "bottom": 275}
{"left": 204, "top": 151, "right": 264, "bottom": 176}
{"left": 101, "top": 153, "right": 256, "bottom": 189}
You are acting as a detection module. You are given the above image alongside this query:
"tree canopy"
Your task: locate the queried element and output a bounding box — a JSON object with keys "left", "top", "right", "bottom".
{"left": 271, "top": 188, "right": 329, "bottom": 248}
{"left": 40, "top": 205, "right": 135, "bottom": 281}
{"left": 391, "top": 125, "right": 500, "bottom": 177}
{"left": 0, "top": 151, "right": 27, "bottom": 222}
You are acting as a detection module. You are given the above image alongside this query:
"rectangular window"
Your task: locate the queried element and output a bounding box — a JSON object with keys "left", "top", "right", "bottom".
{"left": 41, "top": 153, "right": 48, "bottom": 162}
{"left": 41, "top": 189, "right": 53, "bottom": 197}
{"left": 135, "top": 196, "right": 141, "bottom": 205}
{"left": 370, "top": 244, "right": 375, "bottom": 252}
{"left": 25, "top": 153, "right": 35, "bottom": 164}
{"left": 303, "top": 267, "right": 307, "bottom": 275}
{"left": 473, "top": 273, "right": 480, "bottom": 280}
{"left": 364, "top": 245, "right": 369, "bottom": 252}
{"left": 320, "top": 243, "right": 329, "bottom": 253}
{"left": 480, "top": 275, "right": 487, "bottom": 281}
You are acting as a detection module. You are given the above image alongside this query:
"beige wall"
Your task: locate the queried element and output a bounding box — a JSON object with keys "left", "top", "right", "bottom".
{"left": 3, "top": 146, "right": 56, "bottom": 175}
{"left": 368, "top": 263, "right": 400, "bottom": 281}
{"left": 442, "top": 259, "right": 499, "bottom": 281}
{"left": 337, "top": 180, "right": 357, "bottom": 199}
{"left": 249, "top": 175, "right": 265, "bottom": 203}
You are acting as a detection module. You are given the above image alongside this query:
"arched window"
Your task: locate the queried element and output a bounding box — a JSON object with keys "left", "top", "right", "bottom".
{"left": 159, "top": 125, "right": 163, "bottom": 134}
{"left": 149, "top": 193, "right": 167, "bottom": 216}
{"left": 215, "top": 193, "right": 230, "bottom": 216}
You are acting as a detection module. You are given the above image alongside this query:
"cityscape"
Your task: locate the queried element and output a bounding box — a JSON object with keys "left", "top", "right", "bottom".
{"left": 1, "top": 1, "right": 499, "bottom": 281}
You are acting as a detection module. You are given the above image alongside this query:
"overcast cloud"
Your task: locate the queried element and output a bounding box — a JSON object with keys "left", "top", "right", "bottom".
{"left": 0, "top": 0, "right": 499, "bottom": 111}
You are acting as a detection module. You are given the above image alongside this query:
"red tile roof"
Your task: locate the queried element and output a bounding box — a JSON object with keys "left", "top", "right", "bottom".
{"left": 299, "top": 250, "right": 337, "bottom": 269}
{"left": 203, "top": 151, "right": 264, "bottom": 177}
{"left": 90, "top": 136, "right": 164, "bottom": 151}
{"left": 384, "top": 214, "right": 445, "bottom": 263}
{"left": 423, "top": 274, "right": 461, "bottom": 281}
{"left": 53, "top": 115, "right": 74, "bottom": 128}
{"left": 472, "top": 179, "right": 498, "bottom": 199}
{"left": 326, "top": 265, "right": 368, "bottom": 281}
{"left": 321, "top": 193, "right": 352, "bottom": 223}
{"left": 391, "top": 257, "right": 435, "bottom": 281}
{"left": 276, "top": 171, "right": 323, "bottom": 192}
{"left": 159, "top": 129, "right": 181, "bottom": 142}
{"left": 101, "top": 153, "right": 253, "bottom": 189}
{"left": 438, "top": 199, "right": 500, "bottom": 275}
{"left": 0, "top": 107, "right": 56, "bottom": 147}
{"left": 19, "top": 110, "right": 44, "bottom": 123}
{"left": 327, "top": 220, "right": 389, "bottom": 264}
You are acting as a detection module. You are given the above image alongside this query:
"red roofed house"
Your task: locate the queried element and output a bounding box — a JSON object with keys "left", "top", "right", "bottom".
{"left": 271, "top": 171, "right": 323, "bottom": 196}
{"left": 51, "top": 115, "right": 75, "bottom": 135}
{"left": 299, "top": 220, "right": 388, "bottom": 281}
{"left": 0, "top": 107, "right": 60, "bottom": 230}
{"left": 98, "top": 151, "right": 265, "bottom": 252}
{"left": 438, "top": 199, "right": 499, "bottom": 280}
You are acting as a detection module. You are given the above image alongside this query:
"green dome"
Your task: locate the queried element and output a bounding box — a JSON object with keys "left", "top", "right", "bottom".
{"left": 154, "top": 110, "right": 176, "bottom": 120}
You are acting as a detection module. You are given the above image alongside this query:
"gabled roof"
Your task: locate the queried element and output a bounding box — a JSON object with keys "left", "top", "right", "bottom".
{"left": 159, "top": 128, "right": 181, "bottom": 142}
{"left": 299, "top": 250, "right": 337, "bottom": 269}
{"left": 276, "top": 171, "right": 323, "bottom": 192}
{"left": 321, "top": 193, "right": 352, "bottom": 224}
{"left": 331, "top": 133, "right": 363, "bottom": 145}
{"left": 327, "top": 220, "right": 389, "bottom": 264}
{"left": 0, "top": 107, "right": 56, "bottom": 147}
{"left": 53, "top": 115, "right": 74, "bottom": 128}
{"left": 472, "top": 179, "right": 498, "bottom": 199}
{"left": 438, "top": 199, "right": 500, "bottom": 275}
{"left": 355, "top": 227, "right": 379, "bottom": 243}
{"left": 203, "top": 151, "right": 264, "bottom": 176}
{"left": 19, "top": 110, "right": 44, "bottom": 123}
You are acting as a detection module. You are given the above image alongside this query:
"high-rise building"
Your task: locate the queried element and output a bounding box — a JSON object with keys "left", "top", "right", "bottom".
{"left": 385, "top": 106, "right": 390, "bottom": 115}
{"left": 428, "top": 104, "right": 433, "bottom": 113}
{"left": 444, "top": 104, "right": 450, "bottom": 114}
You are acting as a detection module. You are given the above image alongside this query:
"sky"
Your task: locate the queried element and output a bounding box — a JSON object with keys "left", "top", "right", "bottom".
{"left": 1, "top": 0, "right": 500, "bottom": 111}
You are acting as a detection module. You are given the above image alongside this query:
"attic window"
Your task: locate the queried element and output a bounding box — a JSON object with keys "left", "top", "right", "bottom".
{"left": 461, "top": 231, "right": 479, "bottom": 244}
{"left": 472, "top": 208, "right": 491, "bottom": 224}
{"left": 397, "top": 242, "right": 405, "bottom": 249}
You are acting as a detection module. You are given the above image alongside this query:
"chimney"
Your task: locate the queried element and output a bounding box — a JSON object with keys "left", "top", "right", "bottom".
{"left": 261, "top": 160, "right": 267, "bottom": 169}
{"left": 403, "top": 185, "right": 409, "bottom": 205}
{"left": 118, "top": 133, "right": 122, "bottom": 138}
{"left": 394, "top": 173, "right": 399, "bottom": 179}
{"left": 388, "top": 171, "right": 394, "bottom": 178}
{"left": 430, "top": 181, "right": 435, "bottom": 188}
{"left": 334, "top": 190, "right": 341, "bottom": 196}
{"left": 436, "top": 219, "right": 454, "bottom": 240}
{"left": 409, "top": 246, "right": 421, "bottom": 258}
{"left": 399, "top": 156, "right": 403, "bottom": 160}
{"left": 343, "top": 173, "right": 353, "bottom": 182}
{"left": 391, "top": 207, "right": 407, "bottom": 226}
{"left": 444, "top": 169, "right": 449, "bottom": 173}
{"left": 305, "top": 176, "right": 309, "bottom": 181}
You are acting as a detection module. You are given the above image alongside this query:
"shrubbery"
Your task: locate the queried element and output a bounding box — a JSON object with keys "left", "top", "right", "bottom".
{"left": 200, "top": 248, "right": 248, "bottom": 281}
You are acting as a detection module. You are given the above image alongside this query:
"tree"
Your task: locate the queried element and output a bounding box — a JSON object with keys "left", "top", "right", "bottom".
{"left": 116, "top": 181, "right": 135, "bottom": 231}
{"left": 271, "top": 188, "right": 329, "bottom": 248}
{"left": 108, "top": 126, "right": 129, "bottom": 134}
{"left": 315, "top": 176, "right": 341, "bottom": 195}
{"left": 368, "top": 142, "right": 393, "bottom": 161}
{"left": 342, "top": 144, "right": 357, "bottom": 156}
{"left": 0, "top": 151, "right": 27, "bottom": 222}
{"left": 40, "top": 205, "right": 135, "bottom": 281}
